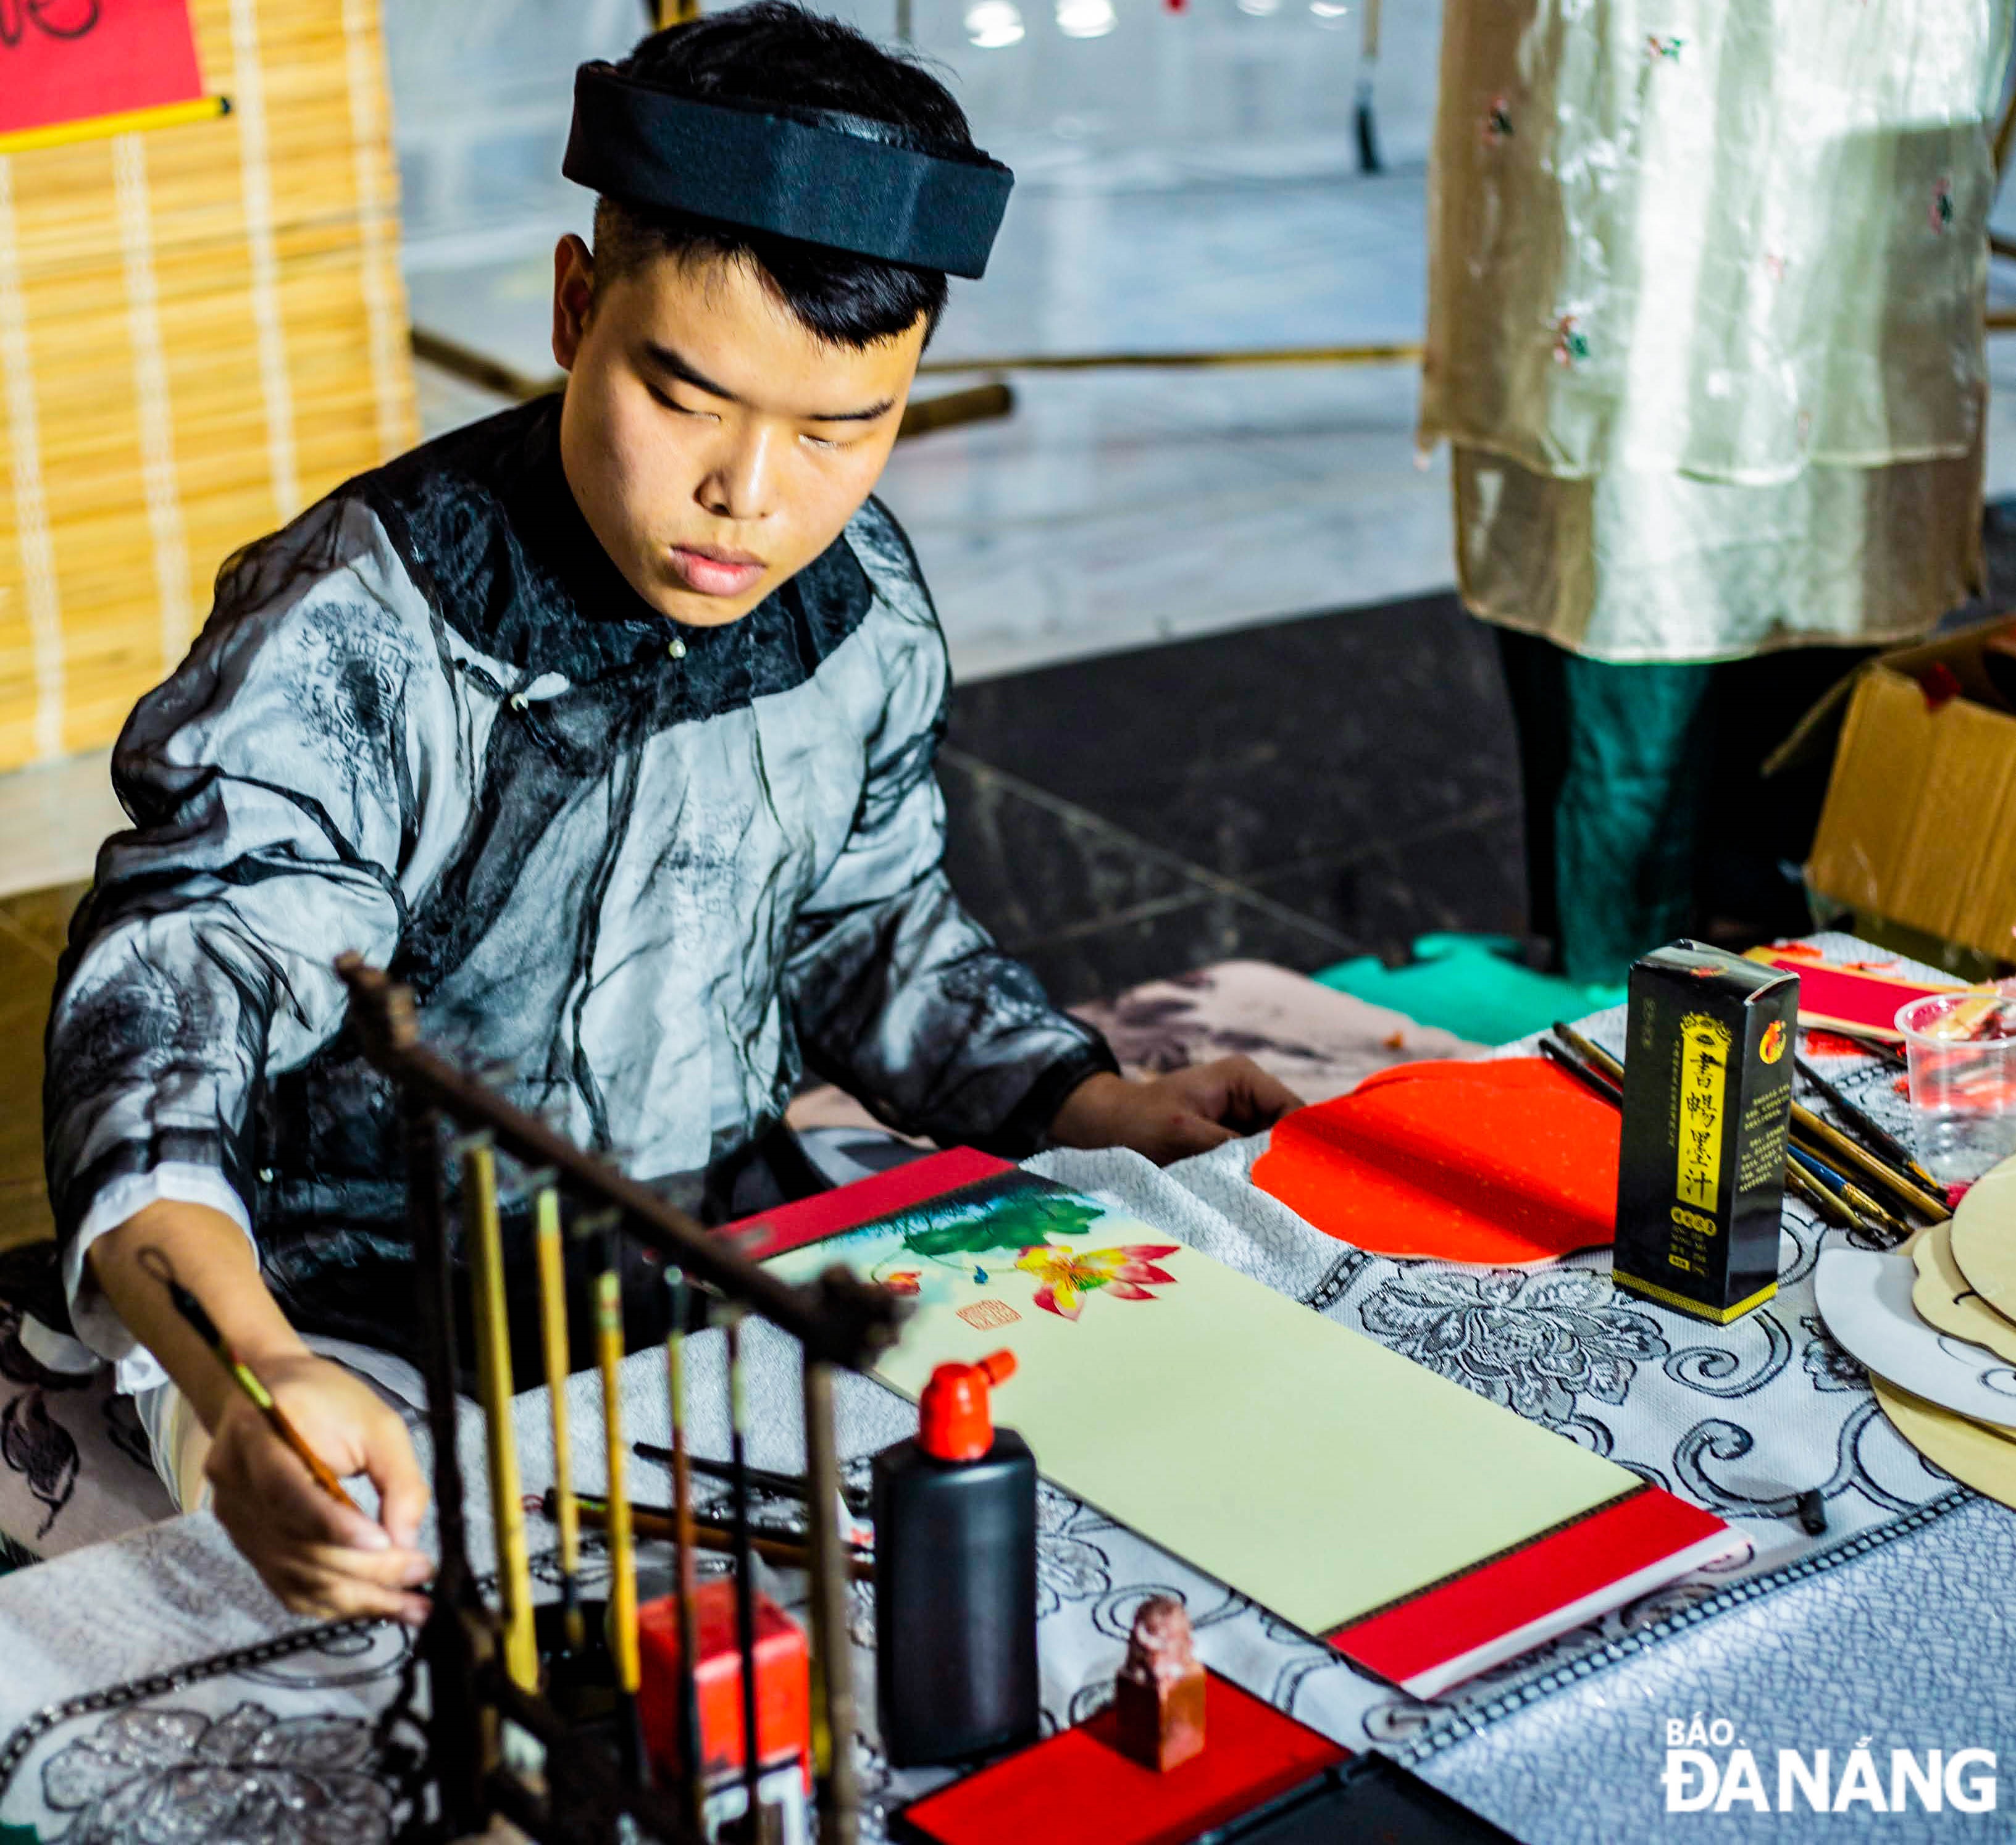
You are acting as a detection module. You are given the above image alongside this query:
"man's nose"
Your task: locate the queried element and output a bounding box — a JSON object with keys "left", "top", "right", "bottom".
{"left": 697, "top": 422, "right": 778, "bottom": 522}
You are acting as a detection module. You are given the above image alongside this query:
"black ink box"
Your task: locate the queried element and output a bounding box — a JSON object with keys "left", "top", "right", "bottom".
{"left": 1613, "top": 941, "right": 1799, "bottom": 1324}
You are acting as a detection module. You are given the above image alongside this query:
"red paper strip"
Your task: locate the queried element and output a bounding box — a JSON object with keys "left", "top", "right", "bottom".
{"left": 1327, "top": 1484, "right": 1735, "bottom": 1697}
{"left": 1747, "top": 951, "right": 1965, "bottom": 1042}
{"left": 0, "top": 1, "right": 206, "bottom": 139}
{"left": 893, "top": 1671, "right": 1346, "bottom": 1845}
{"left": 730, "top": 1147, "right": 1013, "bottom": 1258}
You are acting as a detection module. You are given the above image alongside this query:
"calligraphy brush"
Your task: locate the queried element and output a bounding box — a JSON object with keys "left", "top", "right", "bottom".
{"left": 1790, "top": 1098, "right": 1949, "bottom": 1223}
{"left": 634, "top": 1443, "right": 872, "bottom": 1517}
{"left": 462, "top": 1141, "right": 539, "bottom": 1692}
{"left": 1792, "top": 1055, "right": 1947, "bottom": 1216}
{"left": 532, "top": 1181, "right": 587, "bottom": 1657}
{"left": 586, "top": 1216, "right": 646, "bottom": 1787}
{"left": 1549, "top": 1021, "right": 1852, "bottom": 1228}
{"left": 1539, "top": 1034, "right": 1623, "bottom": 1107}
{"left": 724, "top": 1308, "right": 764, "bottom": 1831}
{"left": 1554, "top": 1019, "right": 1940, "bottom": 1225}
{"left": 559, "top": 1490, "right": 877, "bottom": 1583}
{"left": 1793, "top": 1053, "right": 1923, "bottom": 1176}
{"left": 1788, "top": 1147, "right": 1911, "bottom": 1244}
{"left": 1784, "top": 1155, "right": 1854, "bottom": 1229}
{"left": 142, "top": 1252, "right": 361, "bottom": 1515}
{"left": 1550, "top": 1021, "right": 1626, "bottom": 1089}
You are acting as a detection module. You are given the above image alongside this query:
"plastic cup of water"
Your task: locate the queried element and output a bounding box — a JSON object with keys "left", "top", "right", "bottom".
{"left": 1897, "top": 984, "right": 2016, "bottom": 1186}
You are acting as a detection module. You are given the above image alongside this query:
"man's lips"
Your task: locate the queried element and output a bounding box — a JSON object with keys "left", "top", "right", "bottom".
{"left": 667, "top": 543, "right": 766, "bottom": 598}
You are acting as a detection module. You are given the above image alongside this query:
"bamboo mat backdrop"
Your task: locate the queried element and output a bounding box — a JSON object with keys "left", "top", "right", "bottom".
{"left": 0, "top": 0, "right": 417, "bottom": 772}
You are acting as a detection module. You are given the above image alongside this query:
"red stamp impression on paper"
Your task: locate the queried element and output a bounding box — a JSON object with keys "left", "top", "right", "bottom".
{"left": 957, "top": 1299, "right": 1020, "bottom": 1331}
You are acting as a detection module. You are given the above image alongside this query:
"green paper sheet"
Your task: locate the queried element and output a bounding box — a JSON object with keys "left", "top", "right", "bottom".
{"left": 768, "top": 1172, "right": 1632, "bottom": 1636}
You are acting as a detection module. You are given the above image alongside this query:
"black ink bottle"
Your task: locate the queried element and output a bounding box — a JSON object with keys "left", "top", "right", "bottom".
{"left": 872, "top": 1349, "right": 1037, "bottom": 1766}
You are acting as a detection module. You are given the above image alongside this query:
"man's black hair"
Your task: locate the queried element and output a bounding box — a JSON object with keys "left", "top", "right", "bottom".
{"left": 592, "top": 2, "right": 972, "bottom": 346}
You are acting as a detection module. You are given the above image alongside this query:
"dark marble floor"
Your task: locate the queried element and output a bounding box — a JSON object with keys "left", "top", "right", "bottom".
{"left": 943, "top": 496, "right": 2016, "bottom": 1010}
{"left": 940, "top": 588, "right": 1529, "bottom": 1007}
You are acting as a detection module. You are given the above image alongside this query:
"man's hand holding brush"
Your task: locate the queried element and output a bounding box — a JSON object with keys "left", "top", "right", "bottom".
{"left": 88, "top": 1199, "right": 433, "bottom": 1625}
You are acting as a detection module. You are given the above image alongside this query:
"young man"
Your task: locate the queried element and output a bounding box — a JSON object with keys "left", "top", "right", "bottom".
{"left": 40, "top": 4, "right": 1296, "bottom": 1625}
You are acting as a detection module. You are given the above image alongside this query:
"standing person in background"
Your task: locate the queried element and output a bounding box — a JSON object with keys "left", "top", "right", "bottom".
{"left": 1421, "top": 3, "right": 2013, "bottom": 984}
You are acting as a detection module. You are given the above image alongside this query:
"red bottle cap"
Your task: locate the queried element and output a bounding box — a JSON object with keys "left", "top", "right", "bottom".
{"left": 918, "top": 1349, "right": 1017, "bottom": 1462}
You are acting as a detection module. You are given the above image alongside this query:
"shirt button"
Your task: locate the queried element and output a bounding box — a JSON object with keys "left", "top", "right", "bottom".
{"left": 667, "top": 637, "right": 687, "bottom": 661}
{"left": 508, "top": 693, "right": 529, "bottom": 711}
{"left": 258, "top": 1168, "right": 275, "bottom": 1183}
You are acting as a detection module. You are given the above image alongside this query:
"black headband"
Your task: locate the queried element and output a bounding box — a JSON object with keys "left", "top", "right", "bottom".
{"left": 563, "top": 64, "right": 1014, "bottom": 280}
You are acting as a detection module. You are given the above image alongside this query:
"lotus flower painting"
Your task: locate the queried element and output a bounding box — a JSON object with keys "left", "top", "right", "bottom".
{"left": 1016, "top": 1243, "right": 1179, "bottom": 1320}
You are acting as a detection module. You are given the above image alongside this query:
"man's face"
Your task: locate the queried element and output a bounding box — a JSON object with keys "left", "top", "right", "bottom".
{"left": 551, "top": 234, "right": 924, "bottom": 625}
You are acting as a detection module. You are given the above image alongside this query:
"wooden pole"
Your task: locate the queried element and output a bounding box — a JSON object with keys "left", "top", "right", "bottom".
{"left": 403, "top": 1096, "right": 486, "bottom": 1835}
{"left": 804, "top": 1359, "right": 860, "bottom": 1845}
{"left": 724, "top": 1311, "right": 765, "bottom": 1831}
{"left": 917, "top": 341, "right": 1424, "bottom": 374}
{"left": 409, "top": 323, "right": 1426, "bottom": 403}
{"left": 897, "top": 380, "right": 1013, "bottom": 439}
{"left": 1993, "top": 70, "right": 2016, "bottom": 181}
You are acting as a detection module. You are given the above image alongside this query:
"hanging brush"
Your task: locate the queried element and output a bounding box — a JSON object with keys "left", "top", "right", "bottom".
{"left": 1355, "top": 0, "right": 1384, "bottom": 175}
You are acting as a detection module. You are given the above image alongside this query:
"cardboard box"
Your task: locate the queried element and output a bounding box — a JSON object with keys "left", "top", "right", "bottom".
{"left": 1613, "top": 942, "right": 1798, "bottom": 1325}
{"left": 1772, "top": 617, "right": 2016, "bottom": 966}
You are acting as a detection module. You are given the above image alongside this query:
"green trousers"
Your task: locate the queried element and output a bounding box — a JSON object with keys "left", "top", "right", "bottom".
{"left": 1494, "top": 629, "right": 1873, "bottom": 986}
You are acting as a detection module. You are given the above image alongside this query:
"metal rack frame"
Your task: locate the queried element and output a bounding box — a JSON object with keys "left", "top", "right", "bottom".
{"left": 338, "top": 953, "right": 903, "bottom": 1844}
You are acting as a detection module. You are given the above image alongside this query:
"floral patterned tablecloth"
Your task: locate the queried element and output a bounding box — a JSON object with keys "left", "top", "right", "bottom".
{"left": 0, "top": 939, "right": 2005, "bottom": 1843}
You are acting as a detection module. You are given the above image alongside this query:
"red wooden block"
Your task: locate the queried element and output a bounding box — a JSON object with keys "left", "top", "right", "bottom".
{"left": 893, "top": 1672, "right": 1345, "bottom": 1845}
{"left": 637, "top": 1579, "right": 811, "bottom": 1791}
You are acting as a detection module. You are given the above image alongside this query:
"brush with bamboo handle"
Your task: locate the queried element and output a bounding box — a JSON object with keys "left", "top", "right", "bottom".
{"left": 1550, "top": 1019, "right": 1926, "bottom": 1236}
{"left": 532, "top": 1181, "right": 588, "bottom": 1657}
{"left": 587, "top": 1217, "right": 646, "bottom": 1785}
{"left": 462, "top": 1142, "right": 540, "bottom": 1693}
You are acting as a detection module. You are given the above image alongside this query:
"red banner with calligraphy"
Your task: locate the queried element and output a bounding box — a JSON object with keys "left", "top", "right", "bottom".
{"left": 0, "top": 1, "right": 206, "bottom": 141}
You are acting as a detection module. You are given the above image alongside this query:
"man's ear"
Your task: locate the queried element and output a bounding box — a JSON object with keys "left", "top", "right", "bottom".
{"left": 552, "top": 234, "right": 596, "bottom": 372}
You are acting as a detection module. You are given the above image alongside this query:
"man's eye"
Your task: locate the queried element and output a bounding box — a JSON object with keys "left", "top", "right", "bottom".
{"left": 801, "top": 431, "right": 840, "bottom": 451}
{"left": 647, "top": 384, "right": 713, "bottom": 418}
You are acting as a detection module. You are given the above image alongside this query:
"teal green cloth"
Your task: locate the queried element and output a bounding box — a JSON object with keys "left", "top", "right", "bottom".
{"left": 1551, "top": 651, "right": 1715, "bottom": 984}
{"left": 1314, "top": 934, "right": 1624, "bottom": 1046}
{"left": 1496, "top": 634, "right": 1718, "bottom": 985}
{"left": 1494, "top": 630, "right": 1869, "bottom": 986}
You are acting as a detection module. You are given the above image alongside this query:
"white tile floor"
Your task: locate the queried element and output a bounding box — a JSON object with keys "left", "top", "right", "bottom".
{"left": 410, "top": 156, "right": 2016, "bottom": 685}
{"left": 406, "top": 158, "right": 1449, "bottom": 682}
{"left": 391, "top": 0, "right": 1455, "bottom": 681}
